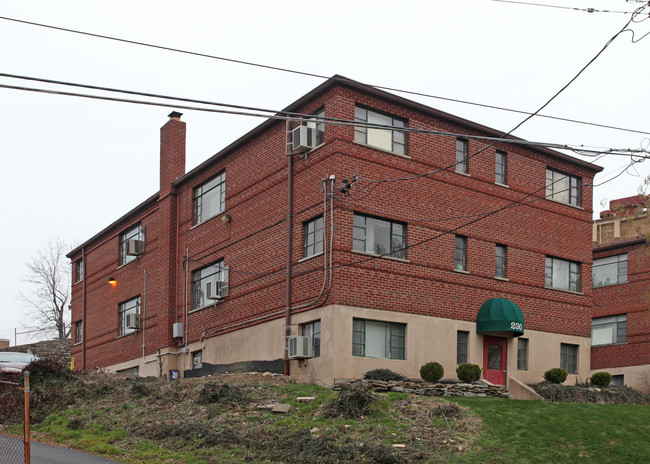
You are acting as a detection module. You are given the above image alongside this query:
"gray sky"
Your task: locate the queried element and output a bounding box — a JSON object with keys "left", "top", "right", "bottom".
{"left": 1, "top": 0, "right": 649, "bottom": 345}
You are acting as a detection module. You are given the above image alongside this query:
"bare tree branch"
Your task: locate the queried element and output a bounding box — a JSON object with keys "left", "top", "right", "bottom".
{"left": 18, "top": 238, "right": 71, "bottom": 339}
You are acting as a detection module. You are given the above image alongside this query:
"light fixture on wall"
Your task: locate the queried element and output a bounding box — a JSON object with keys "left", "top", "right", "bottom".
{"left": 108, "top": 277, "right": 117, "bottom": 287}
{"left": 222, "top": 214, "right": 231, "bottom": 223}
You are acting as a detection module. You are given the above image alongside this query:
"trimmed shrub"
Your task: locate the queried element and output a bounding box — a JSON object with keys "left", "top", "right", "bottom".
{"left": 363, "top": 368, "right": 405, "bottom": 382}
{"left": 544, "top": 368, "right": 568, "bottom": 384}
{"left": 590, "top": 372, "right": 612, "bottom": 387}
{"left": 420, "top": 362, "right": 444, "bottom": 382}
{"left": 456, "top": 363, "right": 482, "bottom": 383}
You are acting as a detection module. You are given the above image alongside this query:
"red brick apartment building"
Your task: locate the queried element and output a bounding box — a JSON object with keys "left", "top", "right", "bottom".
{"left": 68, "top": 76, "right": 601, "bottom": 387}
{"left": 592, "top": 195, "right": 650, "bottom": 392}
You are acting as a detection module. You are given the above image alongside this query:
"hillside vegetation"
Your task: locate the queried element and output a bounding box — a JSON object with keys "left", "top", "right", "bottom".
{"left": 0, "top": 360, "right": 649, "bottom": 463}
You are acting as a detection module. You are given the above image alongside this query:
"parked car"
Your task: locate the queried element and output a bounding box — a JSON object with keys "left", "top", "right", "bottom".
{"left": 0, "top": 352, "right": 38, "bottom": 375}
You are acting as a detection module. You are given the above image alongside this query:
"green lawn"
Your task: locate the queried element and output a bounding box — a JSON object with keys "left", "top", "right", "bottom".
{"left": 450, "top": 397, "right": 650, "bottom": 463}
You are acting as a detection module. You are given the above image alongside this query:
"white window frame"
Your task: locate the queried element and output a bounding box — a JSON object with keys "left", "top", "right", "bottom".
{"left": 560, "top": 343, "right": 578, "bottom": 375}
{"left": 191, "top": 260, "right": 228, "bottom": 310}
{"left": 495, "top": 150, "right": 507, "bottom": 184}
{"left": 118, "top": 296, "right": 140, "bottom": 336}
{"left": 545, "top": 256, "right": 580, "bottom": 292}
{"left": 517, "top": 338, "right": 528, "bottom": 370}
{"left": 456, "top": 138, "right": 468, "bottom": 173}
{"left": 354, "top": 105, "right": 407, "bottom": 155}
{"left": 119, "top": 224, "right": 144, "bottom": 266}
{"left": 300, "top": 320, "right": 321, "bottom": 358}
{"left": 353, "top": 213, "right": 406, "bottom": 260}
{"left": 303, "top": 216, "right": 324, "bottom": 258}
{"left": 352, "top": 319, "right": 405, "bottom": 360}
{"left": 194, "top": 171, "right": 226, "bottom": 225}
{"left": 546, "top": 168, "right": 581, "bottom": 207}
{"left": 495, "top": 244, "right": 507, "bottom": 278}
{"left": 591, "top": 314, "right": 627, "bottom": 346}
{"left": 455, "top": 235, "right": 467, "bottom": 271}
{"left": 592, "top": 254, "right": 628, "bottom": 288}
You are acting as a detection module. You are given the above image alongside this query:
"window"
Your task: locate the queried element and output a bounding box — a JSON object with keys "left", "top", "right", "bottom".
{"left": 593, "top": 254, "right": 628, "bottom": 287}
{"left": 592, "top": 314, "right": 627, "bottom": 346}
{"left": 117, "top": 366, "right": 139, "bottom": 376}
{"left": 353, "top": 213, "right": 406, "bottom": 259}
{"left": 495, "top": 244, "right": 507, "bottom": 279}
{"left": 194, "top": 171, "right": 226, "bottom": 225}
{"left": 74, "top": 259, "right": 84, "bottom": 283}
{"left": 303, "top": 216, "right": 324, "bottom": 258}
{"left": 74, "top": 320, "right": 83, "bottom": 344}
{"left": 545, "top": 256, "right": 580, "bottom": 292}
{"left": 517, "top": 338, "right": 528, "bottom": 370}
{"left": 352, "top": 319, "right": 405, "bottom": 359}
{"left": 118, "top": 296, "right": 140, "bottom": 336}
{"left": 456, "top": 138, "right": 468, "bottom": 173}
{"left": 119, "top": 224, "right": 144, "bottom": 266}
{"left": 301, "top": 320, "right": 321, "bottom": 358}
{"left": 560, "top": 343, "right": 578, "bottom": 374}
{"left": 457, "top": 331, "right": 469, "bottom": 364}
{"left": 611, "top": 374, "right": 624, "bottom": 387}
{"left": 307, "top": 107, "right": 325, "bottom": 146}
{"left": 495, "top": 150, "right": 507, "bottom": 184}
{"left": 191, "top": 260, "right": 227, "bottom": 310}
{"left": 546, "top": 169, "right": 581, "bottom": 207}
{"left": 192, "top": 350, "right": 202, "bottom": 369}
{"left": 354, "top": 105, "right": 407, "bottom": 155}
{"left": 454, "top": 235, "right": 467, "bottom": 271}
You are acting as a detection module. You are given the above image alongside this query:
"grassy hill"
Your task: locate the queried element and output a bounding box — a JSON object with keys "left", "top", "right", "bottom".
{"left": 1, "top": 362, "right": 649, "bottom": 463}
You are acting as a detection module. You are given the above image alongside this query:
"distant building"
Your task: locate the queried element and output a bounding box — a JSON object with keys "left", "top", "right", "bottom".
{"left": 592, "top": 194, "right": 650, "bottom": 392}
{"left": 67, "top": 76, "right": 601, "bottom": 387}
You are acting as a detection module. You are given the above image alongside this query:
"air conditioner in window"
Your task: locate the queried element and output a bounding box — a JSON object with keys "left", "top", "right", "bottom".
{"left": 126, "top": 239, "right": 144, "bottom": 256}
{"left": 291, "top": 126, "right": 315, "bottom": 153}
{"left": 126, "top": 313, "right": 140, "bottom": 330}
{"left": 206, "top": 280, "right": 224, "bottom": 300}
{"left": 287, "top": 336, "right": 313, "bottom": 359}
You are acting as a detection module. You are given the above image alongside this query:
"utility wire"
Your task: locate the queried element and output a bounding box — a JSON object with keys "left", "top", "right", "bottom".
{"left": 0, "top": 15, "right": 648, "bottom": 137}
{"left": 0, "top": 79, "right": 646, "bottom": 158}
{"left": 486, "top": 0, "right": 635, "bottom": 14}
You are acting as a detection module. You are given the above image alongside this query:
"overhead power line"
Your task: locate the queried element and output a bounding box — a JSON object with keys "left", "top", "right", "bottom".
{"left": 486, "top": 0, "right": 635, "bottom": 14}
{"left": 0, "top": 15, "right": 648, "bottom": 137}
{"left": 0, "top": 79, "right": 646, "bottom": 158}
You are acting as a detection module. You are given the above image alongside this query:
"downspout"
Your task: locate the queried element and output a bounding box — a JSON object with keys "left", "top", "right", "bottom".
{"left": 184, "top": 248, "right": 189, "bottom": 348}
{"left": 285, "top": 120, "right": 293, "bottom": 376}
{"left": 142, "top": 269, "right": 147, "bottom": 360}
{"left": 81, "top": 246, "right": 87, "bottom": 371}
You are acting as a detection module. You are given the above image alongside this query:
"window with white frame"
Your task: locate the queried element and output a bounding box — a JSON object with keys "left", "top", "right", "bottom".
{"left": 353, "top": 213, "right": 406, "bottom": 259}
{"left": 354, "top": 105, "right": 407, "bottom": 155}
{"left": 560, "top": 343, "right": 578, "bottom": 374}
{"left": 119, "top": 224, "right": 144, "bottom": 266}
{"left": 495, "top": 150, "right": 507, "bottom": 184}
{"left": 74, "top": 259, "right": 84, "bottom": 283}
{"left": 303, "top": 216, "right": 324, "bottom": 258}
{"left": 457, "top": 331, "right": 468, "bottom": 364}
{"left": 592, "top": 314, "right": 627, "bottom": 346}
{"left": 307, "top": 107, "right": 325, "bottom": 146}
{"left": 300, "top": 320, "right": 321, "bottom": 358}
{"left": 191, "top": 260, "right": 228, "bottom": 310}
{"left": 456, "top": 138, "right": 468, "bottom": 173}
{"left": 455, "top": 235, "right": 467, "bottom": 271}
{"left": 546, "top": 168, "right": 581, "bottom": 207}
{"left": 194, "top": 171, "right": 226, "bottom": 225}
{"left": 545, "top": 256, "right": 580, "bottom": 292}
{"left": 496, "top": 244, "right": 507, "bottom": 278}
{"left": 118, "top": 296, "right": 140, "bottom": 336}
{"left": 517, "top": 338, "right": 528, "bottom": 370}
{"left": 352, "top": 319, "right": 405, "bottom": 359}
{"left": 74, "top": 320, "right": 83, "bottom": 345}
{"left": 593, "top": 254, "right": 628, "bottom": 288}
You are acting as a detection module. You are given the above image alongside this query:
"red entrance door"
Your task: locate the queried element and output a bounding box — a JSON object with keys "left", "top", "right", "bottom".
{"left": 483, "top": 336, "right": 507, "bottom": 385}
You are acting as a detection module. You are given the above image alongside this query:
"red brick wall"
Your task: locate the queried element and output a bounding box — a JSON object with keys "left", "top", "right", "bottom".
{"left": 70, "top": 81, "right": 599, "bottom": 370}
{"left": 592, "top": 242, "right": 650, "bottom": 368}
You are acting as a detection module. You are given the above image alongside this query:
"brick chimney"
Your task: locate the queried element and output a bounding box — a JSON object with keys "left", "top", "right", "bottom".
{"left": 160, "top": 111, "right": 186, "bottom": 197}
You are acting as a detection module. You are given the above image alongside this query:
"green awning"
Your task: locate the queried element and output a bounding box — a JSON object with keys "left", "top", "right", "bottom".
{"left": 476, "top": 298, "right": 524, "bottom": 337}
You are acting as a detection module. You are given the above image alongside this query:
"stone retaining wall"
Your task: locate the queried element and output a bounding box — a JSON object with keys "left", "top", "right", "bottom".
{"left": 335, "top": 378, "right": 511, "bottom": 398}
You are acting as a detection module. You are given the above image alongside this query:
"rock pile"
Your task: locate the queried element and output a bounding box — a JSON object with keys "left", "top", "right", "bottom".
{"left": 334, "top": 378, "right": 511, "bottom": 398}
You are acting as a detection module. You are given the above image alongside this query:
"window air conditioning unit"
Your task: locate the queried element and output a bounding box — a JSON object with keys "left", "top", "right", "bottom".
{"left": 291, "top": 126, "right": 315, "bottom": 153}
{"left": 126, "top": 239, "right": 144, "bottom": 256}
{"left": 287, "top": 336, "right": 313, "bottom": 359}
{"left": 126, "top": 313, "right": 140, "bottom": 330}
{"left": 206, "top": 280, "right": 224, "bottom": 300}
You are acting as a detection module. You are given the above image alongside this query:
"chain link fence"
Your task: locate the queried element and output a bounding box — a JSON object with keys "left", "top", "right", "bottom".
{"left": 0, "top": 374, "right": 29, "bottom": 464}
